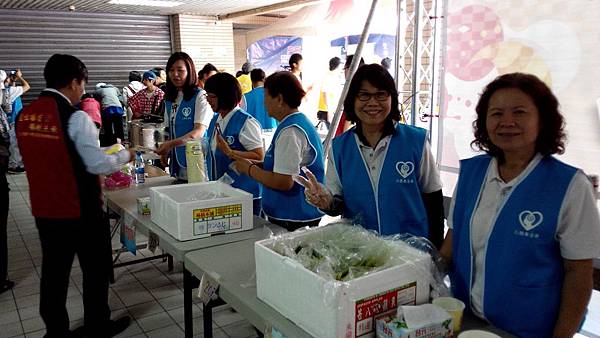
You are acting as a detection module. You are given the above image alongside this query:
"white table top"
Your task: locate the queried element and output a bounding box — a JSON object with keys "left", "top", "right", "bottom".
{"left": 184, "top": 232, "right": 515, "bottom": 338}
{"left": 103, "top": 177, "right": 270, "bottom": 261}
{"left": 184, "top": 234, "right": 313, "bottom": 337}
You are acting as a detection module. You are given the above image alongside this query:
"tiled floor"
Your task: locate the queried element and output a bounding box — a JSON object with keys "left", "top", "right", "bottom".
{"left": 1, "top": 173, "right": 258, "bottom": 338}
{"left": 3, "top": 173, "right": 600, "bottom": 338}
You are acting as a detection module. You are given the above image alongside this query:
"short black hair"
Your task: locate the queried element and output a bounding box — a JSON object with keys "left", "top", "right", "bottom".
{"left": 472, "top": 72, "right": 566, "bottom": 159}
{"left": 44, "top": 54, "right": 88, "bottom": 89}
{"left": 289, "top": 53, "right": 303, "bottom": 69}
{"left": 250, "top": 68, "right": 265, "bottom": 83}
{"left": 344, "top": 55, "right": 365, "bottom": 70}
{"left": 344, "top": 63, "right": 400, "bottom": 124}
{"left": 129, "top": 71, "right": 142, "bottom": 82}
{"left": 204, "top": 72, "right": 242, "bottom": 112}
{"left": 152, "top": 67, "right": 165, "bottom": 76}
{"left": 264, "top": 71, "right": 305, "bottom": 109}
{"left": 329, "top": 57, "right": 341, "bottom": 71}
{"left": 381, "top": 57, "right": 392, "bottom": 70}
{"left": 198, "top": 63, "right": 218, "bottom": 78}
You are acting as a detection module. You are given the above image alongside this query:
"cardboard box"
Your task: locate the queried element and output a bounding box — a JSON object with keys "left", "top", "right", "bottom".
{"left": 137, "top": 197, "right": 151, "bottom": 215}
{"left": 150, "top": 181, "right": 253, "bottom": 241}
{"left": 255, "top": 226, "right": 431, "bottom": 338}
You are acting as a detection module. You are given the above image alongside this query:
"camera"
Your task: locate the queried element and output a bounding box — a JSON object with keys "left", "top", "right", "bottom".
{"left": 9, "top": 70, "right": 16, "bottom": 76}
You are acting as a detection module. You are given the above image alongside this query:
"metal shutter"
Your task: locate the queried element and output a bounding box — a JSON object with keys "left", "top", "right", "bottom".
{"left": 0, "top": 8, "right": 172, "bottom": 105}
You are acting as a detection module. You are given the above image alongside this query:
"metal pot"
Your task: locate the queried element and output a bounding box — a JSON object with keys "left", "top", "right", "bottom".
{"left": 128, "top": 119, "right": 167, "bottom": 150}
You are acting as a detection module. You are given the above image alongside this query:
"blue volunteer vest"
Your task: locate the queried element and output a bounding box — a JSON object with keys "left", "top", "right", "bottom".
{"left": 451, "top": 155, "right": 576, "bottom": 338}
{"left": 244, "top": 87, "right": 277, "bottom": 130}
{"left": 332, "top": 124, "right": 428, "bottom": 236}
{"left": 206, "top": 108, "right": 261, "bottom": 199}
{"left": 262, "top": 112, "right": 324, "bottom": 222}
{"left": 165, "top": 88, "right": 201, "bottom": 178}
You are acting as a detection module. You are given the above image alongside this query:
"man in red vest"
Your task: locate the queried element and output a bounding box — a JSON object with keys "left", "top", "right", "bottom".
{"left": 16, "top": 54, "right": 133, "bottom": 338}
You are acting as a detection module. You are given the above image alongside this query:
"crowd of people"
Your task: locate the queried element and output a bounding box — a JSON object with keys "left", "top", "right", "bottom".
{"left": 0, "top": 50, "right": 598, "bottom": 338}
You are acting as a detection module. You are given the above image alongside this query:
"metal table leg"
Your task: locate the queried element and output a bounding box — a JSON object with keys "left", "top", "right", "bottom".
{"left": 184, "top": 266, "right": 194, "bottom": 338}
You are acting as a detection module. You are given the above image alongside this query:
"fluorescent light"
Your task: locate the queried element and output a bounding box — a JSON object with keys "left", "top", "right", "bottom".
{"left": 108, "top": 0, "right": 183, "bottom": 7}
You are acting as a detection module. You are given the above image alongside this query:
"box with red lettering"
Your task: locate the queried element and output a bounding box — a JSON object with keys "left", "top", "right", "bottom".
{"left": 255, "top": 226, "right": 431, "bottom": 338}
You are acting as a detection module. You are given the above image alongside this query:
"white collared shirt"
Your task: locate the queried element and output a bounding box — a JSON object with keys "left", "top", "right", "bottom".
{"left": 326, "top": 131, "right": 442, "bottom": 197}
{"left": 272, "top": 112, "right": 316, "bottom": 176}
{"left": 43, "top": 88, "right": 130, "bottom": 175}
{"left": 209, "top": 107, "right": 263, "bottom": 154}
{"left": 169, "top": 89, "right": 214, "bottom": 127}
{"left": 447, "top": 153, "right": 600, "bottom": 317}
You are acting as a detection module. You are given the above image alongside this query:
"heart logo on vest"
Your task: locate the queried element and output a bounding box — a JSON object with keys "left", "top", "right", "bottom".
{"left": 181, "top": 107, "right": 192, "bottom": 117}
{"left": 518, "top": 210, "right": 543, "bottom": 231}
{"left": 225, "top": 136, "right": 234, "bottom": 145}
{"left": 395, "top": 161, "right": 415, "bottom": 178}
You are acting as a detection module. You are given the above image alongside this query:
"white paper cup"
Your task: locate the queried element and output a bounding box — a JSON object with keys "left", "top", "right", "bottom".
{"left": 458, "top": 330, "right": 501, "bottom": 338}
{"left": 432, "top": 297, "right": 465, "bottom": 333}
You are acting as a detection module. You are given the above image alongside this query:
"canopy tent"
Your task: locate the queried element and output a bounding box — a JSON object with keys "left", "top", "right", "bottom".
{"left": 244, "top": 0, "right": 399, "bottom": 125}
{"left": 245, "top": 0, "right": 398, "bottom": 45}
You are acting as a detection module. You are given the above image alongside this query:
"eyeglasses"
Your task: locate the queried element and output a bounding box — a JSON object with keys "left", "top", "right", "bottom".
{"left": 357, "top": 91, "right": 390, "bottom": 102}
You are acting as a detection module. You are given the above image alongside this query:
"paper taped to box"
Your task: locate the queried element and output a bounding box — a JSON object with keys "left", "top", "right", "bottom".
{"left": 255, "top": 225, "right": 432, "bottom": 338}
{"left": 150, "top": 181, "right": 253, "bottom": 241}
{"left": 376, "top": 304, "right": 453, "bottom": 338}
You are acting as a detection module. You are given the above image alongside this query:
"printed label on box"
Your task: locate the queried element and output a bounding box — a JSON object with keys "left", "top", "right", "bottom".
{"left": 192, "top": 204, "right": 243, "bottom": 235}
{"left": 354, "top": 282, "right": 417, "bottom": 337}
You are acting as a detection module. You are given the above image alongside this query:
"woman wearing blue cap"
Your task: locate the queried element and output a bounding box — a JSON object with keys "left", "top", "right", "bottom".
{"left": 128, "top": 71, "right": 164, "bottom": 120}
{"left": 156, "top": 52, "right": 214, "bottom": 180}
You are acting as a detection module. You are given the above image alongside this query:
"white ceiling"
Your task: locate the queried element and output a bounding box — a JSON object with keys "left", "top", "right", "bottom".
{"left": 0, "top": 0, "right": 299, "bottom": 17}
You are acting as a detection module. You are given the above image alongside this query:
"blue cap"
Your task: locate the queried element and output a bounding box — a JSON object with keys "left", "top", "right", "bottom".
{"left": 143, "top": 70, "right": 157, "bottom": 81}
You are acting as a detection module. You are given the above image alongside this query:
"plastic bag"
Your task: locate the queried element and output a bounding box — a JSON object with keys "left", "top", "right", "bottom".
{"left": 269, "top": 220, "right": 450, "bottom": 299}
{"left": 186, "top": 139, "right": 208, "bottom": 183}
{"left": 104, "top": 171, "right": 132, "bottom": 190}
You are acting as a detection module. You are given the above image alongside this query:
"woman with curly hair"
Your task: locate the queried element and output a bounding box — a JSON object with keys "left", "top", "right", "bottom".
{"left": 440, "top": 73, "right": 600, "bottom": 337}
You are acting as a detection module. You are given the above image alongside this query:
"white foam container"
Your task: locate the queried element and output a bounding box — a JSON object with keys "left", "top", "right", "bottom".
{"left": 150, "top": 181, "right": 253, "bottom": 241}
{"left": 255, "top": 226, "right": 431, "bottom": 338}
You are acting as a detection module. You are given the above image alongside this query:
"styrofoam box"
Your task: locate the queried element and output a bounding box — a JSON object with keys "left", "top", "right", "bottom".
{"left": 150, "top": 181, "right": 253, "bottom": 241}
{"left": 256, "top": 226, "right": 431, "bottom": 338}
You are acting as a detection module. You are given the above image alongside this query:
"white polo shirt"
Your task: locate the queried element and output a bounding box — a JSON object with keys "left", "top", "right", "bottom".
{"left": 326, "top": 131, "right": 443, "bottom": 197}
{"left": 447, "top": 153, "right": 600, "bottom": 317}
{"left": 209, "top": 107, "right": 263, "bottom": 154}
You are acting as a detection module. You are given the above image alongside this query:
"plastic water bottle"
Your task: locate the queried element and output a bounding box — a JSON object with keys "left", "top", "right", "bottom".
{"left": 134, "top": 151, "right": 145, "bottom": 184}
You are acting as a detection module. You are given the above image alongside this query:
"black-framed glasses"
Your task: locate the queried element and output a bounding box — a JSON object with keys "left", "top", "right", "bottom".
{"left": 357, "top": 91, "right": 390, "bottom": 102}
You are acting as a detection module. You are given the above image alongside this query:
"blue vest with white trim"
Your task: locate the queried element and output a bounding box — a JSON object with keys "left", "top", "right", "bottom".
{"left": 451, "top": 155, "right": 576, "bottom": 338}
{"left": 262, "top": 112, "right": 324, "bottom": 222}
{"left": 206, "top": 108, "right": 261, "bottom": 199}
{"left": 164, "top": 88, "right": 200, "bottom": 178}
{"left": 332, "top": 124, "right": 428, "bottom": 236}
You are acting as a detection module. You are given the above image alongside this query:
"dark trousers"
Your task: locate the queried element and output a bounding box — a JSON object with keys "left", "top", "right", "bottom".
{"left": 0, "top": 167, "right": 8, "bottom": 282}
{"left": 100, "top": 113, "right": 124, "bottom": 146}
{"left": 267, "top": 217, "right": 321, "bottom": 232}
{"left": 36, "top": 215, "right": 112, "bottom": 337}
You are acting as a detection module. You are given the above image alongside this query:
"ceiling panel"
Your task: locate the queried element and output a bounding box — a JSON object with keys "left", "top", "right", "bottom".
{"left": 0, "top": 0, "right": 295, "bottom": 16}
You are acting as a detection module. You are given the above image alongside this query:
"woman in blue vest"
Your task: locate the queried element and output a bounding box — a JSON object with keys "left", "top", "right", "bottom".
{"left": 439, "top": 73, "right": 600, "bottom": 337}
{"left": 232, "top": 71, "right": 325, "bottom": 231}
{"left": 300, "top": 64, "right": 445, "bottom": 247}
{"left": 204, "top": 73, "right": 264, "bottom": 215}
{"left": 156, "top": 52, "right": 214, "bottom": 180}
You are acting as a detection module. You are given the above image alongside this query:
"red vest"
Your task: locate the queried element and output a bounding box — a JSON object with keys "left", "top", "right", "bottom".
{"left": 16, "top": 91, "right": 101, "bottom": 219}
